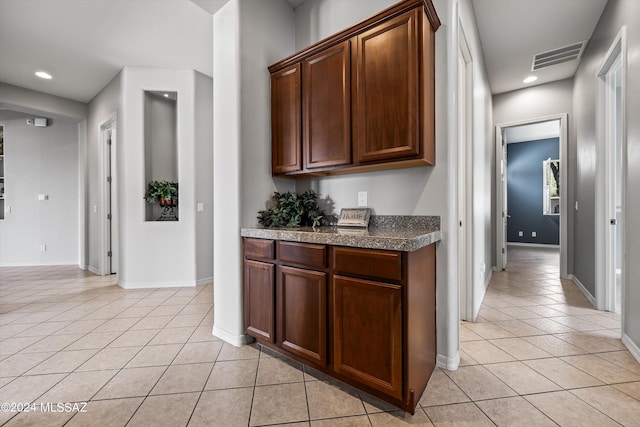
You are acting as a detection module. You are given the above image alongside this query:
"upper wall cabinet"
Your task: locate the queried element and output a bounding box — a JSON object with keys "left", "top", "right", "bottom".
{"left": 268, "top": 0, "right": 440, "bottom": 178}
{"left": 271, "top": 64, "right": 302, "bottom": 174}
{"left": 303, "top": 41, "right": 352, "bottom": 170}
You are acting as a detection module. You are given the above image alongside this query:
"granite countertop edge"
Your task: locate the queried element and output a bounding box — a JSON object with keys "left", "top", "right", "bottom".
{"left": 240, "top": 216, "right": 441, "bottom": 252}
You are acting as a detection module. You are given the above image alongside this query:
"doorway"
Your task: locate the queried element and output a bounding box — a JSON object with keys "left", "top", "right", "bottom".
{"left": 101, "top": 117, "right": 118, "bottom": 275}
{"left": 596, "top": 27, "right": 626, "bottom": 316}
{"left": 495, "top": 114, "right": 569, "bottom": 278}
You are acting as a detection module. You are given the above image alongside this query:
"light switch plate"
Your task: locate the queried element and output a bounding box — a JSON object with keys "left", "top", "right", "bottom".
{"left": 197, "top": 203, "right": 204, "bottom": 212}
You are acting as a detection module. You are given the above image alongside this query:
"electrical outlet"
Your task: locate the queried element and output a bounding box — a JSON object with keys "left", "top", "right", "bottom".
{"left": 532, "top": 231, "right": 537, "bottom": 237}
{"left": 40, "top": 244, "right": 46, "bottom": 252}
{"left": 518, "top": 231, "right": 523, "bottom": 237}
{"left": 357, "top": 191, "right": 367, "bottom": 207}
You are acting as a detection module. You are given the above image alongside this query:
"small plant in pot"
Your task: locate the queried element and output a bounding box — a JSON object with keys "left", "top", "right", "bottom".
{"left": 144, "top": 180, "right": 178, "bottom": 207}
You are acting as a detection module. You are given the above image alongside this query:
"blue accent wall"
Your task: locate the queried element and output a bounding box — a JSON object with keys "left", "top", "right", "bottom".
{"left": 507, "top": 138, "right": 560, "bottom": 245}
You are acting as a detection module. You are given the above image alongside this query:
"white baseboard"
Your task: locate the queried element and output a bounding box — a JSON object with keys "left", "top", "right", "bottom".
{"left": 569, "top": 274, "right": 597, "bottom": 307}
{"left": 196, "top": 276, "right": 213, "bottom": 286}
{"left": 507, "top": 242, "right": 560, "bottom": 248}
{"left": 0, "top": 262, "right": 79, "bottom": 267}
{"left": 622, "top": 333, "right": 640, "bottom": 364}
{"left": 212, "top": 325, "right": 253, "bottom": 347}
{"left": 88, "top": 266, "right": 100, "bottom": 275}
{"left": 118, "top": 280, "right": 197, "bottom": 289}
{"left": 484, "top": 269, "right": 493, "bottom": 290}
{"left": 436, "top": 352, "right": 460, "bottom": 371}
{"left": 471, "top": 270, "right": 493, "bottom": 320}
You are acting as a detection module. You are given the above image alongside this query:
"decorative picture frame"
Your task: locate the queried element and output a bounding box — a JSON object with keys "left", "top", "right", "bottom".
{"left": 337, "top": 208, "right": 371, "bottom": 228}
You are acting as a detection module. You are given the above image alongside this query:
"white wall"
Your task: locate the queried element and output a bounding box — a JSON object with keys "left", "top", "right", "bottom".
{"left": 492, "top": 78, "right": 574, "bottom": 272}
{"left": 0, "top": 85, "right": 86, "bottom": 267}
{"left": 572, "top": 0, "right": 640, "bottom": 356}
{"left": 195, "top": 72, "right": 214, "bottom": 283}
{"left": 213, "top": 0, "right": 244, "bottom": 345}
{"left": 118, "top": 67, "right": 197, "bottom": 288}
{"left": 459, "top": 0, "right": 494, "bottom": 321}
{"left": 0, "top": 83, "right": 87, "bottom": 122}
{"left": 212, "top": 0, "right": 296, "bottom": 345}
{"left": 294, "top": 0, "right": 397, "bottom": 51}
{"left": 0, "top": 114, "right": 80, "bottom": 265}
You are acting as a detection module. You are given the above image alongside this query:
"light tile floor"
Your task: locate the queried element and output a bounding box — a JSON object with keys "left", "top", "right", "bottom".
{"left": 1, "top": 246, "right": 639, "bottom": 426}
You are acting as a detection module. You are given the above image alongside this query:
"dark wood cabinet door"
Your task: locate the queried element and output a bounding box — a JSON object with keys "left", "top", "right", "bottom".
{"left": 244, "top": 260, "right": 275, "bottom": 342}
{"left": 332, "top": 275, "right": 402, "bottom": 399}
{"left": 271, "top": 64, "right": 302, "bottom": 174}
{"left": 278, "top": 266, "right": 327, "bottom": 366}
{"left": 355, "top": 9, "right": 420, "bottom": 163}
{"left": 303, "top": 41, "right": 352, "bottom": 169}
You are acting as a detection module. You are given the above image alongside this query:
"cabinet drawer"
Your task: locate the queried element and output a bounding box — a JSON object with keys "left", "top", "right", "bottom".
{"left": 244, "top": 238, "right": 275, "bottom": 261}
{"left": 279, "top": 241, "right": 327, "bottom": 270}
{"left": 334, "top": 247, "right": 403, "bottom": 282}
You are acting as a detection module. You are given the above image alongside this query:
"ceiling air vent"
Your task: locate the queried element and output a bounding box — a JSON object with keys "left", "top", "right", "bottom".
{"left": 531, "top": 41, "right": 586, "bottom": 71}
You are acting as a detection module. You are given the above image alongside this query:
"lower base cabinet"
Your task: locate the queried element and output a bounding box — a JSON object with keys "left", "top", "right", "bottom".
{"left": 333, "top": 275, "right": 403, "bottom": 399}
{"left": 278, "top": 265, "right": 327, "bottom": 366}
{"left": 243, "top": 238, "right": 436, "bottom": 413}
{"left": 243, "top": 259, "right": 275, "bottom": 343}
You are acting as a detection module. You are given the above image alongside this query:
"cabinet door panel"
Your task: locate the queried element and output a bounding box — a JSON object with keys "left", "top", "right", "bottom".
{"left": 272, "top": 64, "right": 302, "bottom": 174}
{"left": 356, "top": 9, "right": 419, "bottom": 163}
{"left": 333, "top": 275, "right": 402, "bottom": 399}
{"left": 244, "top": 260, "right": 275, "bottom": 342}
{"left": 303, "top": 41, "right": 352, "bottom": 169}
{"left": 278, "top": 266, "right": 327, "bottom": 366}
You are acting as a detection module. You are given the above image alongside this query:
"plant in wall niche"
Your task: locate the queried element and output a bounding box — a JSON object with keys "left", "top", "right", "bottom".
{"left": 258, "top": 190, "right": 326, "bottom": 228}
{"left": 144, "top": 180, "right": 178, "bottom": 207}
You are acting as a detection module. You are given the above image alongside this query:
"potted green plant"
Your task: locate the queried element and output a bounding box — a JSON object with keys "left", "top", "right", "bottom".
{"left": 258, "top": 190, "right": 326, "bottom": 228}
{"left": 144, "top": 180, "right": 178, "bottom": 207}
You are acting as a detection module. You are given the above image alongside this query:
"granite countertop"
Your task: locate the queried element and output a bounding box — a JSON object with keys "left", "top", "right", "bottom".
{"left": 240, "top": 215, "right": 441, "bottom": 252}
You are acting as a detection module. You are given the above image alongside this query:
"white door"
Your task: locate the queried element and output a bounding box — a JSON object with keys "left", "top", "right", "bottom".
{"left": 596, "top": 27, "right": 625, "bottom": 316}
{"left": 604, "top": 54, "right": 623, "bottom": 313}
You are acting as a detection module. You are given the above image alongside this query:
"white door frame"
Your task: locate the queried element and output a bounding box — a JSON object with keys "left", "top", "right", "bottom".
{"left": 100, "top": 114, "right": 118, "bottom": 276}
{"left": 458, "top": 20, "right": 474, "bottom": 321}
{"left": 595, "top": 26, "right": 626, "bottom": 316}
{"left": 495, "top": 114, "right": 569, "bottom": 278}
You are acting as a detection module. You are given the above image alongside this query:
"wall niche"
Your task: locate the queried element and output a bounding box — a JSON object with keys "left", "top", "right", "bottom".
{"left": 144, "top": 91, "right": 178, "bottom": 221}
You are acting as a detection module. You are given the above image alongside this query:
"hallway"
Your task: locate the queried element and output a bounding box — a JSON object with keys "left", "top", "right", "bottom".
{"left": 0, "top": 248, "right": 639, "bottom": 426}
{"left": 451, "top": 246, "right": 640, "bottom": 425}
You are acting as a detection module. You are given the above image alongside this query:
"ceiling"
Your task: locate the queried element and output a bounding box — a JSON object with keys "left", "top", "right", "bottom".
{"left": 472, "top": 0, "right": 608, "bottom": 94}
{"left": 0, "top": 0, "right": 214, "bottom": 103}
{"left": 0, "top": 0, "right": 609, "bottom": 105}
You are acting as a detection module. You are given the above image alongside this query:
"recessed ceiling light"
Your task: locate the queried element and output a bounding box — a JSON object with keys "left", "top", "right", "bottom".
{"left": 164, "top": 93, "right": 169, "bottom": 98}
{"left": 35, "top": 71, "right": 52, "bottom": 80}
{"left": 523, "top": 75, "right": 538, "bottom": 84}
